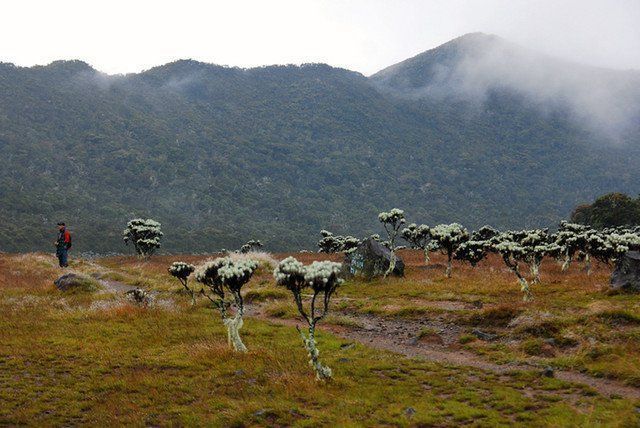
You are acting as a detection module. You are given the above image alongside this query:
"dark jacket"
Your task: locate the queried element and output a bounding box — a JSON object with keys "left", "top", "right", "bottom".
{"left": 56, "top": 228, "right": 71, "bottom": 250}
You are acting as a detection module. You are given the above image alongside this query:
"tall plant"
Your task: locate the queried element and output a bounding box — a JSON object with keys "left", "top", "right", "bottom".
{"left": 196, "top": 257, "right": 258, "bottom": 352}
{"left": 378, "top": 209, "right": 406, "bottom": 277}
{"left": 274, "top": 257, "right": 343, "bottom": 380}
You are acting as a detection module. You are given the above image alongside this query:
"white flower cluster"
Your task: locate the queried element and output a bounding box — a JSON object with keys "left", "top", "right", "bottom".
{"left": 195, "top": 257, "right": 229, "bottom": 285}
{"left": 378, "top": 208, "right": 406, "bottom": 225}
{"left": 195, "top": 257, "right": 258, "bottom": 292}
{"left": 401, "top": 223, "right": 431, "bottom": 249}
{"left": 304, "top": 261, "right": 344, "bottom": 291}
{"left": 122, "top": 218, "right": 163, "bottom": 256}
{"left": 218, "top": 259, "right": 259, "bottom": 283}
{"left": 551, "top": 223, "right": 640, "bottom": 264}
{"left": 168, "top": 261, "right": 195, "bottom": 279}
{"left": 273, "top": 256, "right": 306, "bottom": 287}
{"left": 492, "top": 239, "right": 528, "bottom": 258}
{"left": 471, "top": 225, "right": 499, "bottom": 241}
{"left": 430, "top": 223, "right": 469, "bottom": 249}
{"left": 239, "top": 239, "right": 263, "bottom": 254}
{"left": 454, "top": 240, "right": 488, "bottom": 266}
{"left": 317, "top": 230, "right": 360, "bottom": 253}
{"left": 274, "top": 257, "right": 344, "bottom": 292}
{"left": 602, "top": 232, "right": 640, "bottom": 258}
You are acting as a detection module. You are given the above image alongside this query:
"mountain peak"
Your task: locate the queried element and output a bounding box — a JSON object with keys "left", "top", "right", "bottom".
{"left": 370, "top": 32, "right": 508, "bottom": 84}
{"left": 41, "top": 60, "right": 95, "bottom": 73}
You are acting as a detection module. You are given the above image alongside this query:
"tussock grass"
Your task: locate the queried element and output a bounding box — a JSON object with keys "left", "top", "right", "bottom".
{"left": 2, "top": 252, "right": 640, "bottom": 424}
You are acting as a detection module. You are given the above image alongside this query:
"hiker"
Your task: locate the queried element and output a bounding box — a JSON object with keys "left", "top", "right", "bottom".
{"left": 54, "top": 222, "right": 72, "bottom": 267}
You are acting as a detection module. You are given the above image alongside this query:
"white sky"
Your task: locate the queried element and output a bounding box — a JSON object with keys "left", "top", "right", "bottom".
{"left": 1, "top": 0, "right": 639, "bottom": 75}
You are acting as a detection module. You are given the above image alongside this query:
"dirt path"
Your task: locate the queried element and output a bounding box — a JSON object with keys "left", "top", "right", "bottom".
{"left": 246, "top": 303, "right": 640, "bottom": 400}
{"left": 97, "top": 278, "right": 139, "bottom": 293}
{"left": 73, "top": 269, "right": 640, "bottom": 401}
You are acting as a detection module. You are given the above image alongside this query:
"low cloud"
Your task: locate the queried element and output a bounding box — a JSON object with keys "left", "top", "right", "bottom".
{"left": 414, "top": 36, "right": 640, "bottom": 141}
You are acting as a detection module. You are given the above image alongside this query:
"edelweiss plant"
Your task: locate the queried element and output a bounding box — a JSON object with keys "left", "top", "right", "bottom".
{"left": 378, "top": 209, "right": 406, "bottom": 277}
{"left": 471, "top": 225, "right": 499, "bottom": 241}
{"left": 196, "top": 257, "right": 258, "bottom": 352}
{"left": 454, "top": 240, "right": 489, "bottom": 267}
{"left": 168, "top": 261, "right": 197, "bottom": 305}
{"left": 239, "top": 239, "right": 263, "bottom": 253}
{"left": 123, "top": 218, "right": 163, "bottom": 257}
{"left": 429, "top": 223, "right": 469, "bottom": 278}
{"left": 591, "top": 231, "right": 640, "bottom": 264}
{"left": 274, "top": 257, "right": 343, "bottom": 380}
{"left": 401, "top": 223, "right": 431, "bottom": 264}
{"left": 489, "top": 234, "right": 533, "bottom": 301}
{"left": 317, "top": 230, "right": 360, "bottom": 253}
{"left": 554, "top": 221, "right": 590, "bottom": 271}
{"left": 519, "top": 229, "right": 560, "bottom": 284}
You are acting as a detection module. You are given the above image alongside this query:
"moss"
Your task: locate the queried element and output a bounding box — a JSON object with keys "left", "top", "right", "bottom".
{"left": 243, "top": 288, "right": 288, "bottom": 303}
{"left": 515, "top": 319, "right": 563, "bottom": 338}
{"left": 466, "top": 305, "right": 522, "bottom": 327}
{"left": 596, "top": 310, "right": 640, "bottom": 326}
{"left": 521, "top": 338, "right": 545, "bottom": 356}
{"left": 459, "top": 334, "right": 476, "bottom": 344}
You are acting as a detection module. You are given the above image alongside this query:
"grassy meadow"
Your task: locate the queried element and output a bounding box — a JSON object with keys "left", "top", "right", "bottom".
{"left": 1, "top": 250, "right": 639, "bottom": 426}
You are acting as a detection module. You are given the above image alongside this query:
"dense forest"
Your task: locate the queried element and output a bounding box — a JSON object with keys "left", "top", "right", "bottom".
{"left": 1, "top": 34, "right": 639, "bottom": 253}
{"left": 572, "top": 193, "right": 640, "bottom": 228}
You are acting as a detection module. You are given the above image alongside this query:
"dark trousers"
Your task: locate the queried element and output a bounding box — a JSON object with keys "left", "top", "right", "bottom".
{"left": 56, "top": 248, "right": 68, "bottom": 267}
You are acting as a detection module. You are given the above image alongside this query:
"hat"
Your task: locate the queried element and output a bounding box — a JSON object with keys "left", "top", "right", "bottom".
{"left": 57, "top": 222, "right": 66, "bottom": 226}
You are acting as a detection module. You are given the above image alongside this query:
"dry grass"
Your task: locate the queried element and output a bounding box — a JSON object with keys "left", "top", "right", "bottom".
{"left": 1, "top": 251, "right": 639, "bottom": 425}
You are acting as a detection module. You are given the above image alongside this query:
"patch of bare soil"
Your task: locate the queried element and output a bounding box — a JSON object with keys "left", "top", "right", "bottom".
{"left": 97, "top": 278, "right": 139, "bottom": 293}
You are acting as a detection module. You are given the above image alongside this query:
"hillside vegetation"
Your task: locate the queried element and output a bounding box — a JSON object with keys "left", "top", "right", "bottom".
{"left": 1, "top": 33, "right": 639, "bottom": 253}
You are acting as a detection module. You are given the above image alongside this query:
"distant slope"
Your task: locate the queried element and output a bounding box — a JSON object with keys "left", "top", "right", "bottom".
{"left": 370, "top": 32, "right": 640, "bottom": 138}
{"left": 1, "top": 34, "right": 639, "bottom": 253}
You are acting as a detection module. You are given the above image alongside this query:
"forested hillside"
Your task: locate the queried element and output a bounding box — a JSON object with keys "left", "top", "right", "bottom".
{"left": 1, "top": 34, "right": 639, "bottom": 253}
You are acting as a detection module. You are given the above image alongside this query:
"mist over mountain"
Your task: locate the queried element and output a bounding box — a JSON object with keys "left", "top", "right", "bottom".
{"left": 371, "top": 33, "right": 640, "bottom": 139}
{"left": 1, "top": 34, "right": 639, "bottom": 253}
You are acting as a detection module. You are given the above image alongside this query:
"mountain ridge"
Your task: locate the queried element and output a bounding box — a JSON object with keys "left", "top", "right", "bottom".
{"left": 1, "top": 34, "right": 639, "bottom": 253}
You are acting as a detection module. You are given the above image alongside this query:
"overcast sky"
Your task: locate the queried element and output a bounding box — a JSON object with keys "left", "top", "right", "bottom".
{"left": 1, "top": 0, "right": 639, "bottom": 75}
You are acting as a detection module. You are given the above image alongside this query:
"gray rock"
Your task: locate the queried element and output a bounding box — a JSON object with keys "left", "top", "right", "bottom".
{"left": 404, "top": 407, "right": 416, "bottom": 418}
{"left": 472, "top": 329, "right": 497, "bottom": 341}
{"left": 54, "top": 273, "right": 98, "bottom": 292}
{"left": 542, "top": 366, "right": 555, "bottom": 378}
{"left": 611, "top": 251, "right": 640, "bottom": 292}
{"left": 342, "top": 238, "right": 404, "bottom": 279}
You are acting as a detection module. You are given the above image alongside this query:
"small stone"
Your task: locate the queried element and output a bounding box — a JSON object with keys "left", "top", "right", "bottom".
{"left": 234, "top": 369, "right": 245, "bottom": 376}
{"left": 340, "top": 343, "right": 355, "bottom": 350}
{"left": 54, "top": 273, "right": 98, "bottom": 292}
{"left": 338, "top": 358, "right": 351, "bottom": 363}
{"left": 404, "top": 407, "right": 416, "bottom": 418}
{"left": 542, "top": 366, "right": 554, "bottom": 378}
{"left": 472, "top": 329, "right": 497, "bottom": 341}
{"left": 543, "top": 338, "right": 556, "bottom": 346}
{"left": 254, "top": 409, "right": 266, "bottom": 417}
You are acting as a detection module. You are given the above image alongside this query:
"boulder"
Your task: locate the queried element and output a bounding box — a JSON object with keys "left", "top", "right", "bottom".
{"left": 54, "top": 273, "right": 98, "bottom": 292}
{"left": 343, "top": 238, "right": 404, "bottom": 279}
{"left": 611, "top": 251, "right": 640, "bottom": 292}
